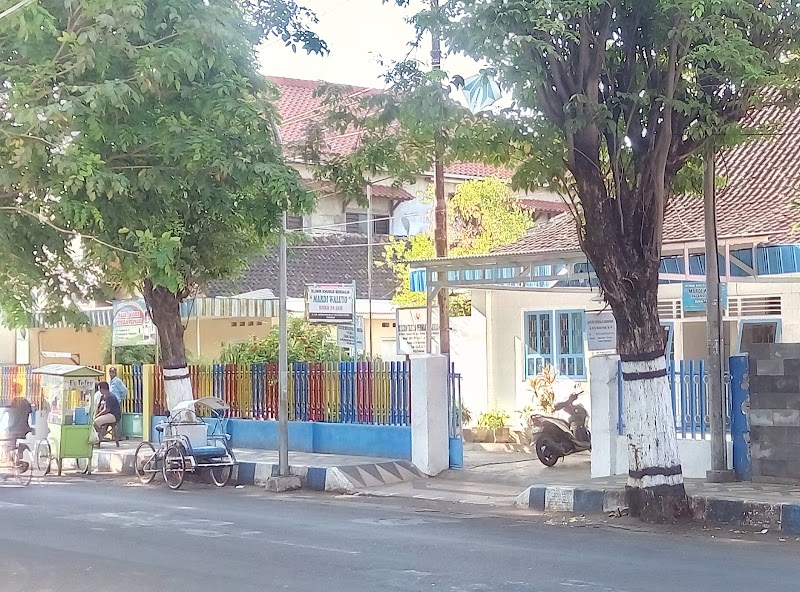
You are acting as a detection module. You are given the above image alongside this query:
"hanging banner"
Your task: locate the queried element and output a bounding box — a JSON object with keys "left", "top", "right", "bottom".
{"left": 306, "top": 283, "right": 356, "bottom": 324}
{"left": 587, "top": 311, "right": 617, "bottom": 352}
{"left": 112, "top": 300, "right": 156, "bottom": 347}
{"left": 396, "top": 307, "right": 440, "bottom": 355}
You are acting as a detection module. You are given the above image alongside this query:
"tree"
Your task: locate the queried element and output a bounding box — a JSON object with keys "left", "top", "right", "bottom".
{"left": 0, "top": 0, "right": 326, "bottom": 408}
{"left": 301, "top": 58, "right": 521, "bottom": 354}
{"left": 408, "top": 0, "right": 799, "bottom": 520}
{"left": 385, "top": 177, "right": 533, "bottom": 308}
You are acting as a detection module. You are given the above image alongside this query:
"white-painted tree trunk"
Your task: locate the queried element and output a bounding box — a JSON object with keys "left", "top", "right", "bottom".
{"left": 163, "top": 366, "right": 194, "bottom": 411}
{"left": 621, "top": 357, "right": 683, "bottom": 490}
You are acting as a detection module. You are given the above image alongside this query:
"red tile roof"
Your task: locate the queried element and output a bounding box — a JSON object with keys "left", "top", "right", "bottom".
{"left": 269, "top": 76, "right": 374, "bottom": 156}
{"left": 268, "top": 76, "right": 509, "bottom": 180}
{"left": 302, "top": 179, "right": 414, "bottom": 202}
{"left": 444, "top": 161, "right": 511, "bottom": 179}
{"left": 370, "top": 184, "right": 415, "bottom": 201}
{"left": 493, "top": 102, "right": 800, "bottom": 256}
{"left": 519, "top": 197, "right": 569, "bottom": 214}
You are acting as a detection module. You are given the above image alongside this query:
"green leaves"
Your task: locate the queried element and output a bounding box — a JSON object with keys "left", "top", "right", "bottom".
{"left": 385, "top": 179, "right": 533, "bottom": 304}
{"left": 218, "top": 317, "right": 349, "bottom": 364}
{"left": 0, "top": 0, "right": 322, "bottom": 325}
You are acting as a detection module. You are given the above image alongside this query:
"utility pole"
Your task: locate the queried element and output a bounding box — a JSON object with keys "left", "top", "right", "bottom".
{"left": 367, "top": 184, "right": 374, "bottom": 359}
{"left": 278, "top": 210, "right": 289, "bottom": 477}
{"left": 270, "top": 121, "right": 290, "bottom": 481}
{"left": 430, "top": 0, "right": 450, "bottom": 355}
{"left": 704, "top": 141, "right": 733, "bottom": 483}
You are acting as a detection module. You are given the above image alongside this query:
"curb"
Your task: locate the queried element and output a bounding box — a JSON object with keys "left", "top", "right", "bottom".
{"left": 515, "top": 484, "right": 800, "bottom": 534}
{"left": 91, "top": 449, "right": 421, "bottom": 493}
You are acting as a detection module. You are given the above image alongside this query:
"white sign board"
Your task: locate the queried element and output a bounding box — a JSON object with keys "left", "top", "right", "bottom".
{"left": 337, "top": 316, "right": 365, "bottom": 351}
{"left": 112, "top": 299, "right": 156, "bottom": 347}
{"left": 587, "top": 311, "right": 617, "bottom": 352}
{"left": 396, "top": 307, "right": 440, "bottom": 355}
{"left": 306, "top": 284, "right": 355, "bottom": 324}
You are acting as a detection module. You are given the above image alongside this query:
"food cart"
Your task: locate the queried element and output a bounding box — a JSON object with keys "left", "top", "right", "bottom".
{"left": 33, "top": 365, "right": 104, "bottom": 475}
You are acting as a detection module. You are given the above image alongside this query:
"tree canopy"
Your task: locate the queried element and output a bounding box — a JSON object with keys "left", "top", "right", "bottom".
{"left": 376, "top": 0, "right": 800, "bottom": 519}
{"left": 0, "top": 0, "right": 325, "bottom": 367}
{"left": 385, "top": 177, "right": 533, "bottom": 308}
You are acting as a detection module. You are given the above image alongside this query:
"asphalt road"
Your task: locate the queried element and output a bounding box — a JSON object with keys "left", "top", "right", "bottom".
{"left": 1, "top": 476, "right": 799, "bottom": 592}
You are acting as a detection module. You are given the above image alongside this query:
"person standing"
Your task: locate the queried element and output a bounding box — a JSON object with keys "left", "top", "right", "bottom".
{"left": 108, "top": 367, "right": 128, "bottom": 404}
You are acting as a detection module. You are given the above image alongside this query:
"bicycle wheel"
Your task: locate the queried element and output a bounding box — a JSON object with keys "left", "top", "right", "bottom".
{"left": 162, "top": 444, "right": 186, "bottom": 490}
{"left": 12, "top": 447, "right": 33, "bottom": 486}
{"left": 209, "top": 465, "right": 233, "bottom": 488}
{"left": 134, "top": 441, "right": 157, "bottom": 485}
{"left": 33, "top": 440, "right": 51, "bottom": 478}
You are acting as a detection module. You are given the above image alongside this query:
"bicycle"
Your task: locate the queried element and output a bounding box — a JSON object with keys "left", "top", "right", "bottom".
{"left": 0, "top": 437, "right": 36, "bottom": 486}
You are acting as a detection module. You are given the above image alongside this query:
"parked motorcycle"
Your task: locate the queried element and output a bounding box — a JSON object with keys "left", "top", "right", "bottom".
{"left": 527, "top": 390, "right": 591, "bottom": 467}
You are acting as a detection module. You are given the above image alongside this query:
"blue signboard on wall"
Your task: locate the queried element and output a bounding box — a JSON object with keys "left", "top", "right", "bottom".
{"left": 682, "top": 282, "right": 728, "bottom": 312}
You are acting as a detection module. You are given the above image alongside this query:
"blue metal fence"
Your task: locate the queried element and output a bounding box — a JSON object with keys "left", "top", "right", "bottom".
{"left": 617, "top": 359, "right": 732, "bottom": 438}
{"left": 448, "top": 367, "right": 463, "bottom": 439}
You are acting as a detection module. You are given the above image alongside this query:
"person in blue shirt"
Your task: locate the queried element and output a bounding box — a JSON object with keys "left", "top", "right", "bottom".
{"left": 94, "top": 382, "right": 121, "bottom": 440}
{"left": 108, "top": 367, "right": 128, "bottom": 403}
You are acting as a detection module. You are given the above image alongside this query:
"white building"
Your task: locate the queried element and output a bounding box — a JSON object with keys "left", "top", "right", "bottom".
{"left": 410, "top": 101, "right": 800, "bottom": 416}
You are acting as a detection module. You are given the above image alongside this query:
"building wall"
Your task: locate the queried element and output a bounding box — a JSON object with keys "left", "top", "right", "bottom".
{"left": 480, "top": 289, "right": 600, "bottom": 413}
{"left": 29, "top": 326, "right": 110, "bottom": 366}
{"left": 481, "top": 278, "right": 800, "bottom": 415}
{"left": 0, "top": 326, "right": 16, "bottom": 364}
{"left": 293, "top": 162, "right": 395, "bottom": 234}
{"left": 747, "top": 343, "right": 800, "bottom": 483}
{"left": 185, "top": 318, "right": 275, "bottom": 362}
{"left": 23, "top": 313, "right": 398, "bottom": 366}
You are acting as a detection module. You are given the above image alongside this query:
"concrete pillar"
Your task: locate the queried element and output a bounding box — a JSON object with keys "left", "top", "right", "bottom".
{"left": 589, "top": 354, "right": 620, "bottom": 478}
{"left": 142, "top": 364, "right": 154, "bottom": 442}
{"left": 411, "top": 355, "right": 449, "bottom": 476}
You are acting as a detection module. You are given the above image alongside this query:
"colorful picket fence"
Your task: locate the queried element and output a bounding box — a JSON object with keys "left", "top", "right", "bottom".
{"left": 0, "top": 361, "right": 414, "bottom": 427}
{"left": 151, "top": 361, "right": 412, "bottom": 426}
{"left": 0, "top": 366, "right": 40, "bottom": 406}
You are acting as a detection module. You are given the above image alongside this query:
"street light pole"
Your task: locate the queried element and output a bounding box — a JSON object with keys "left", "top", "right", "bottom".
{"left": 704, "top": 141, "right": 732, "bottom": 482}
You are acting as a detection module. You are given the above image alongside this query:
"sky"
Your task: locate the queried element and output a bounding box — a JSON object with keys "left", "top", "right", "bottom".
{"left": 258, "top": 0, "right": 480, "bottom": 88}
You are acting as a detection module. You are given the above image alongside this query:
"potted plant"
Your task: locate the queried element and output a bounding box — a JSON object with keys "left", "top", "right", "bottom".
{"left": 476, "top": 409, "right": 511, "bottom": 443}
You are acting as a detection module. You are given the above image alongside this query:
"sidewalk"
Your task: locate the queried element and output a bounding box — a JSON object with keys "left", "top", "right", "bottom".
{"left": 91, "top": 441, "right": 421, "bottom": 492}
{"left": 355, "top": 446, "right": 800, "bottom": 534}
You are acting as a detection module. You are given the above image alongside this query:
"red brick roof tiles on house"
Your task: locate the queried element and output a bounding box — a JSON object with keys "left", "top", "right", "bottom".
{"left": 519, "top": 197, "right": 569, "bottom": 214}
{"left": 268, "top": 76, "right": 509, "bottom": 180}
{"left": 206, "top": 233, "right": 400, "bottom": 300}
{"left": 493, "top": 102, "right": 800, "bottom": 257}
{"left": 302, "top": 179, "right": 414, "bottom": 202}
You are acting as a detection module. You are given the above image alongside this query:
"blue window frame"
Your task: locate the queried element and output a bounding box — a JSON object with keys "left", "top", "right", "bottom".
{"left": 525, "top": 310, "right": 586, "bottom": 380}
{"left": 737, "top": 319, "right": 782, "bottom": 354}
{"left": 524, "top": 311, "right": 553, "bottom": 378}
{"left": 556, "top": 310, "right": 587, "bottom": 379}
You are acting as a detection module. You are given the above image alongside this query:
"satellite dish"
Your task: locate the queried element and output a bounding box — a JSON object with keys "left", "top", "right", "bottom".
{"left": 401, "top": 216, "right": 411, "bottom": 236}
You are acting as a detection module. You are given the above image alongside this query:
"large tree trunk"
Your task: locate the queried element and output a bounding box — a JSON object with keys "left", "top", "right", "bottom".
{"left": 143, "top": 279, "right": 193, "bottom": 411}
{"left": 568, "top": 112, "right": 689, "bottom": 521}
{"left": 608, "top": 276, "right": 688, "bottom": 522}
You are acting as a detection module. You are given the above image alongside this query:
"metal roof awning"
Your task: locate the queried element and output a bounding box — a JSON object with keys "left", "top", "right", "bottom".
{"left": 31, "top": 297, "right": 280, "bottom": 329}
{"left": 410, "top": 242, "right": 800, "bottom": 296}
